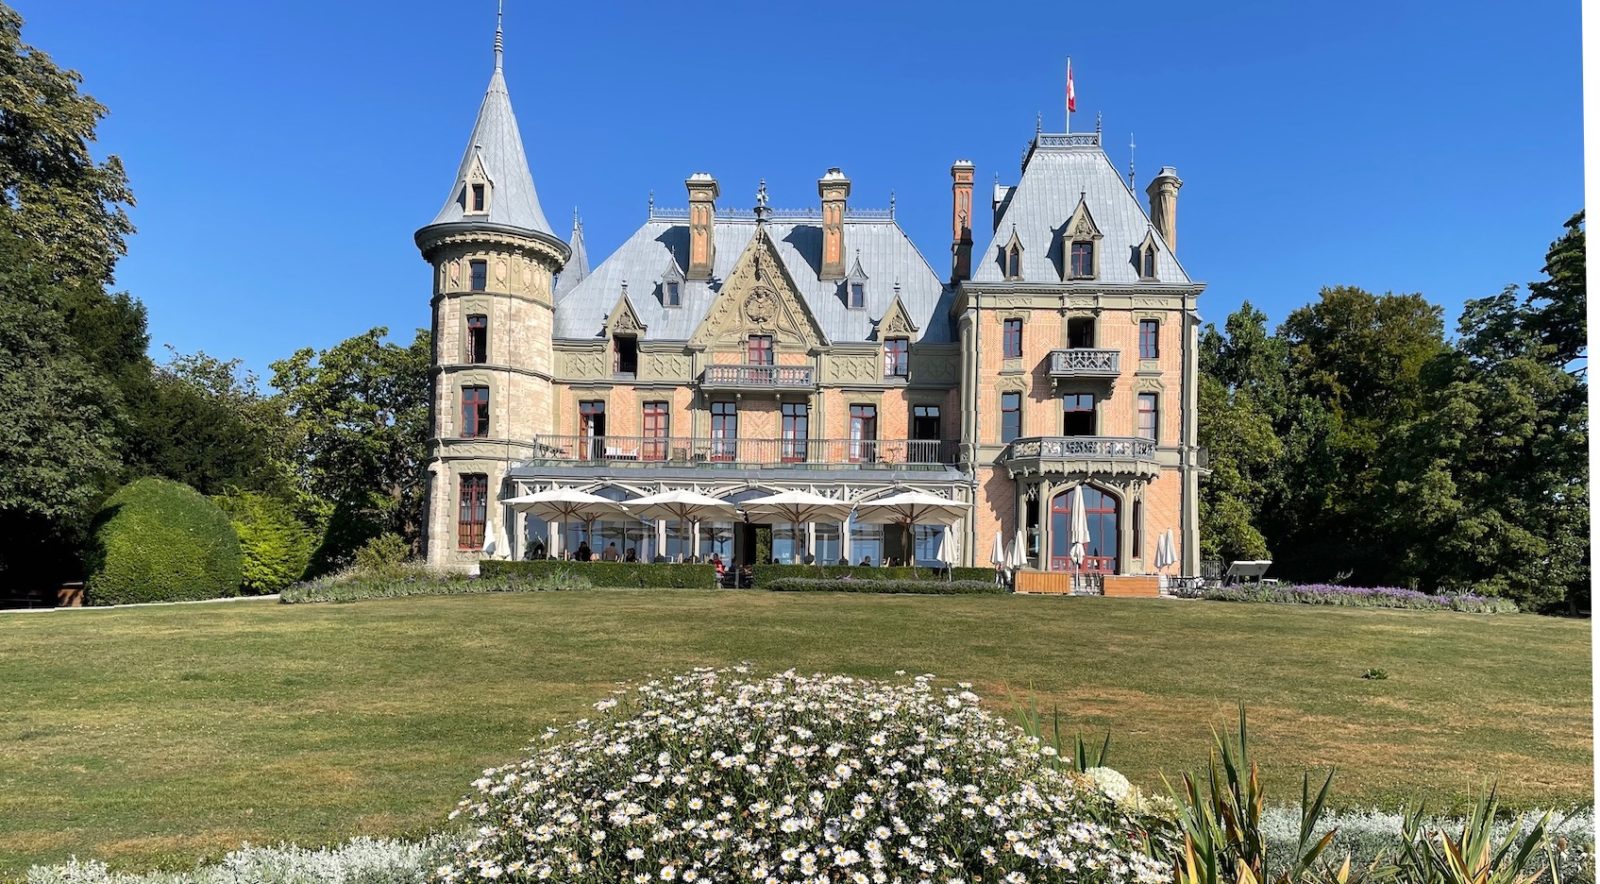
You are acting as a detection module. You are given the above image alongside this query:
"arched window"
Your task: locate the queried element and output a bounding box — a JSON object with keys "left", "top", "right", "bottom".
{"left": 1049, "top": 485, "right": 1118, "bottom": 574}
{"left": 1141, "top": 244, "right": 1157, "bottom": 279}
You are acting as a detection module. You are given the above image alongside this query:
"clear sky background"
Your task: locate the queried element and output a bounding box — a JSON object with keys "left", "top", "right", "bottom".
{"left": 13, "top": 0, "right": 1584, "bottom": 377}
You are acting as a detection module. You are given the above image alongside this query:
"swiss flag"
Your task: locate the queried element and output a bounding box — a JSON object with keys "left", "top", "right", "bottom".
{"left": 1066, "top": 60, "right": 1077, "bottom": 113}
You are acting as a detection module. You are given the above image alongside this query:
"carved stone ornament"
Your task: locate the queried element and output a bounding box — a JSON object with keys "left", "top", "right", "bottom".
{"left": 613, "top": 310, "right": 644, "bottom": 335}
{"left": 883, "top": 313, "right": 912, "bottom": 336}
{"left": 744, "top": 288, "right": 779, "bottom": 325}
{"left": 494, "top": 259, "right": 508, "bottom": 285}
{"left": 449, "top": 260, "right": 461, "bottom": 285}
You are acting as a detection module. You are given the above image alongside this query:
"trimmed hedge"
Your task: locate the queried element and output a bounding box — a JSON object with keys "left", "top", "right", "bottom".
{"left": 1205, "top": 583, "right": 1519, "bottom": 614}
{"left": 766, "top": 577, "right": 1006, "bottom": 595}
{"left": 214, "top": 491, "right": 315, "bottom": 594}
{"left": 480, "top": 559, "right": 717, "bottom": 588}
{"left": 752, "top": 564, "right": 994, "bottom": 584}
{"left": 87, "top": 477, "right": 243, "bottom": 605}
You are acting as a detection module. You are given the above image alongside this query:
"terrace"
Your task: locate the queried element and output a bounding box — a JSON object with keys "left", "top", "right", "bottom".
{"left": 525, "top": 435, "right": 961, "bottom": 471}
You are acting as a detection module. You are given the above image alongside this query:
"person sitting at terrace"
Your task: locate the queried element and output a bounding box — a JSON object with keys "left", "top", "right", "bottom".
{"left": 624, "top": 547, "right": 637, "bottom": 562}
{"left": 836, "top": 557, "right": 849, "bottom": 566}
{"left": 575, "top": 541, "right": 592, "bottom": 562}
{"left": 601, "top": 542, "right": 619, "bottom": 561}
{"left": 802, "top": 553, "right": 816, "bottom": 565}
{"left": 710, "top": 553, "right": 724, "bottom": 577}
{"left": 858, "top": 556, "right": 872, "bottom": 567}
{"left": 529, "top": 540, "right": 545, "bottom": 560}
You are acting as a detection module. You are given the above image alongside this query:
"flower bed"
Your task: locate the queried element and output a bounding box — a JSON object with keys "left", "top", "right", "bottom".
{"left": 1203, "top": 583, "right": 1518, "bottom": 613}
{"left": 280, "top": 565, "right": 592, "bottom": 604}
{"left": 440, "top": 667, "right": 1171, "bottom": 884}
{"left": 766, "top": 576, "right": 1006, "bottom": 595}
{"left": 480, "top": 559, "right": 717, "bottom": 589}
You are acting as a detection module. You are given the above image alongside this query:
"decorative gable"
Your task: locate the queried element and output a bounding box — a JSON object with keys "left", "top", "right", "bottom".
{"left": 658, "top": 249, "right": 686, "bottom": 307}
{"left": 1061, "top": 194, "right": 1103, "bottom": 281}
{"left": 689, "top": 226, "right": 828, "bottom": 350}
{"left": 606, "top": 289, "right": 647, "bottom": 338}
{"left": 1135, "top": 228, "right": 1161, "bottom": 281}
{"left": 843, "top": 251, "right": 869, "bottom": 309}
{"left": 873, "top": 292, "right": 920, "bottom": 341}
{"left": 462, "top": 151, "right": 493, "bottom": 216}
{"left": 1000, "top": 226, "right": 1025, "bottom": 281}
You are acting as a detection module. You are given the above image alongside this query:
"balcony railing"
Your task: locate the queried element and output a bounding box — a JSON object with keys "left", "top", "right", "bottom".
{"left": 1001, "top": 435, "right": 1160, "bottom": 479}
{"left": 1047, "top": 348, "right": 1120, "bottom": 378}
{"left": 701, "top": 364, "right": 816, "bottom": 390}
{"left": 528, "top": 435, "right": 959, "bottom": 468}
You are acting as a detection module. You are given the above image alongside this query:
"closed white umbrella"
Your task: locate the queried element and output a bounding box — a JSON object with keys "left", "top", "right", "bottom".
{"left": 1155, "top": 528, "right": 1178, "bottom": 573}
{"left": 855, "top": 491, "right": 971, "bottom": 565}
{"left": 934, "top": 529, "right": 958, "bottom": 579}
{"left": 990, "top": 531, "right": 1005, "bottom": 568}
{"left": 741, "top": 491, "right": 855, "bottom": 564}
{"left": 503, "top": 489, "right": 631, "bottom": 559}
{"left": 627, "top": 490, "right": 739, "bottom": 561}
{"left": 1009, "top": 526, "right": 1028, "bottom": 572}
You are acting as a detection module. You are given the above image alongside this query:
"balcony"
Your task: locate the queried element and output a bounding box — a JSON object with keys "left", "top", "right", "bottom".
{"left": 700, "top": 363, "right": 815, "bottom": 390}
{"left": 526, "top": 435, "right": 959, "bottom": 470}
{"left": 1047, "top": 348, "right": 1120, "bottom": 378}
{"left": 1000, "top": 435, "right": 1159, "bottom": 480}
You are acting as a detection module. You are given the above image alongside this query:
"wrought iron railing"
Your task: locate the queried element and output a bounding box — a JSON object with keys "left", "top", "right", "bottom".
{"left": 528, "top": 435, "right": 959, "bottom": 467}
{"left": 1006, "top": 436, "right": 1157, "bottom": 462}
{"left": 701, "top": 364, "right": 815, "bottom": 389}
{"left": 1037, "top": 133, "right": 1101, "bottom": 148}
{"left": 1047, "top": 348, "right": 1120, "bottom": 377}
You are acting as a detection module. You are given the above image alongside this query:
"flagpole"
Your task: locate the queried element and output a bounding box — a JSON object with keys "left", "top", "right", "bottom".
{"left": 1065, "top": 57, "right": 1071, "bottom": 133}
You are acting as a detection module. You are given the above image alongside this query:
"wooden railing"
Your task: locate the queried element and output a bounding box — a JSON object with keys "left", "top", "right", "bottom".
{"left": 700, "top": 364, "right": 815, "bottom": 389}
{"left": 528, "top": 435, "right": 959, "bottom": 467}
{"left": 1047, "top": 348, "right": 1120, "bottom": 378}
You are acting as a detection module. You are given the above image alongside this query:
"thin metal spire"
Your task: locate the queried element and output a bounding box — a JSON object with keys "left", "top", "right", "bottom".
{"left": 493, "top": 0, "right": 504, "bottom": 70}
{"left": 889, "top": 190, "right": 896, "bottom": 220}
{"left": 1095, "top": 111, "right": 1102, "bottom": 137}
{"left": 1035, "top": 111, "right": 1042, "bottom": 135}
{"left": 1127, "top": 132, "right": 1137, "bottom": 191}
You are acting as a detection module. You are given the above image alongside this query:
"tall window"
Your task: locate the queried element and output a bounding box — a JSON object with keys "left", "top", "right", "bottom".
{"left": 1062, "top": 393, "right": 1095, "bottom": 436}
{"left": 1067, "top": 317, "right": 1095, "bottom": 349}
{"left": 1141, "top": 244, "right": 1157, "bottom": 279}
{"left": 1137, "top": 393, "right": 1158, "bottom": 441}
{"left": 710, "top": 401, "right": 737, "bottom": 461}
{"left": 470, "top": 183, "right": 486, "bottom": 212}
{"left": 614, "top": 335, "right": 639, "bottom": 376}
{"left": 1051, "top": 486, "right": 1117, "bottom": 573}
{"left": 1139, "top": 319, "right": 1160, "bottom": 359}
{"left": 849, "top": 404, "right": 877, "bottom": 462}
{"left": 1001, "top": 392, "right": 1022, "bottom": 443}
{"left": 1132, "top": 499, "right": 1143, "bottom": 559}
{"left": 848, "top": 282, "right": 865, "bottom": 309}
{"left": 460, "top": 386, "right": 489, "bottom": 438}
{"left": 578, "top": 400, "right": 606, "bottom": 459}
{"left": 469, "top": 259, "right": 487, "bottom": 292}
{"left": 1070, "top": 240, "right": 1094, "bottom": 278}
{"left": 781, "top": 402, "right": 809, "bottom": 462}
{"left": 747, "top": 334, "right": 774, "bottom": 366}
{"left": 457, "top": 474, "right": 487, "bottom": 551}
{"left": 884, "top": 337, "right": 909, "bottom": 378}
{"left": 664, "top": 281, "right": 681, "bottom": 307}
{"left": 465, "top": 315, "right": 487, "bottom": 364}
{"left": 911, "top": 404, "right": 941, "bottom": 440}
{"left": 1005, "top": 244, "right": 1022, "bottom": 279}
{"left": 1003, "top": 318, "right": 1023, "bottom": 359}
{"left": 641, "top": 401, "right": 669, "bottom": 461}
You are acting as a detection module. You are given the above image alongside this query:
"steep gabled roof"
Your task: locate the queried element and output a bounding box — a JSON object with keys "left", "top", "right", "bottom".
{"left": 424, "top": 42, "right": 555, "bottom": 238}
{"left": 555, "top": 210, "right": 590, "bottom": 298}
{"left": 972, "top": 135, "right": 1192, "bottom": 286}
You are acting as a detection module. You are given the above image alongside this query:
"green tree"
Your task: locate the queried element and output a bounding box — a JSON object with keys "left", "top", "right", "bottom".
{"left": 1197, "top": 374, "right": 1280, "bottom": 561}
{"left": 0, "top": 3, "right": 134, "bottom": 284}
{"left": 85, "top": 477, "right": 243, "bottom": 604}
{"left": 215, "top": 490, "right": 316, "bottom": 594}
{"left": 270, "top": 327, "right": 432, "bottom": 562}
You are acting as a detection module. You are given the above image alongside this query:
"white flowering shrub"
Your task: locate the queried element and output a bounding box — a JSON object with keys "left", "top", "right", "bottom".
{"left": 440, "top": 667, "right": 1173, "bottom": 884}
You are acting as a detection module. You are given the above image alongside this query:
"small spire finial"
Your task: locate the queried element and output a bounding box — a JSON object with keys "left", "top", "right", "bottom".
{"left": 1096, "top": 111, "right": 1102, "bottom": 136}
{"left": 1035, "top": 111, "right": 1042, "bottom": 135}
{"left": 889, "top": 190, "right": 896, "bottom": 219}
{"left": 647, "top": 190, "right": 655, "bottom": 217}
{"left": 754, "top": 178, "right": 770, "bottom": 223}
{"left": 493, "top": 0, "right": 504, "bottom": 70}
{"left": 1127, "top": 132, "right": 1137, "bottom": 191}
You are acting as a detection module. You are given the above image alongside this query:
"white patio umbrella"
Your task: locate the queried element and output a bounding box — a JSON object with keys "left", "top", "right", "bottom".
{"left": 853, "top": 491, "right": 971, "bottom": 566}
{"left": 480, "top": 517, "right": 505, "bottom": 559}
{"left": 990, "top": 531, "right": 1006, "bottom": 568}
{"left": 1008, "top": 526, "right": 1028, "bottom": 572}
{"left": 502, "top": 489, "right": 631, "bottom": 559}
{"left": 740, "top": 491, "right": 855, "bottom": 564}
{"left": 1155, "top": 528, "right": 1178, "bottom": 573}
{"left": 1069, "top": 485, "right": 1091, "bottom": 571}
{"left": 626, "top": 490, "right": 739, "bottom": 562}
{"left": 934, "top": 529, "right": 958, "bottom": 580}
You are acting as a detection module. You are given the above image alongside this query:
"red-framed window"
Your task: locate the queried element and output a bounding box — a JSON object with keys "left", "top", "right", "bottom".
{"left": 1050, "top": 485, "right": 1117, "bottom": 573}
{"left": 1137, "top": 393, "right": 1158, "bottom": 441}
{"left": 1139, "top": 319, "right": 1160, "bottom": 359}
{"left": 469, "top": 260, "right": 487, "bottom": 292}
{"left": 747, "top": 334, "right": 774, "bottom": 366}
{"left": 642, "top": 401, "right": 669, "bottom": 461}
{"left": 1062, "top": 393, "right": 1094, "bottom": 436}
{"left": 884, "top": 337, "right": 909, "bottom": 378}
{"left": 460, "top": 386, "right": 489, "bottom": 438}
{"left": 1003, "top": 318, "right": 1023, "bottom": 359}
{"left": 457, "top": 474, "right": 488, "bottom": 551}
{"left": 849, "top": 404, "right": 877, "bottom": 462}
{"left": 710, "top": 401, "right": 737, "bottom": 461}
{"left": 1001, "top": 392, "right": 1022, "bottom": 443}
{"left": 578, "top": 400, "right": 605, "bottom": 458}
{"left": 1070, "top": 240, "right": 1094, "bottom": 278}
{"left": 466, "top": 315, "right": 488, "bottom": 364}
{"left": 781, "top": 402, "right": 809, "bottom": 462}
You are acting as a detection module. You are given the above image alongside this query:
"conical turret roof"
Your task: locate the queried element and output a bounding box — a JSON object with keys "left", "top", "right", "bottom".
{"left": 555, "top": 209, "right": 590, "bottom": 297}
{"left": 423, "top": 27, "right": 556, "bottom": 239}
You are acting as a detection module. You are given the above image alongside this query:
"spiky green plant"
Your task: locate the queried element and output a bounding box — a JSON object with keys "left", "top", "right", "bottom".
{"left": 1397, "top": 789, "right": 1557, "bottom": 884}
{"left": 1017, "top": 705, "right": 1111, "bottom": 772}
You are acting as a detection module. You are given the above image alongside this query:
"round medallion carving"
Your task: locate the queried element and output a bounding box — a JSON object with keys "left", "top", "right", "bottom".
{"left": 744, "top": 287, "right": 778, "bottom": 325}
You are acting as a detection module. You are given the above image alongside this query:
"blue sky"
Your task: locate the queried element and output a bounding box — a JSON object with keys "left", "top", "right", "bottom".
{"left": 15, "top": 0, "right": 1583, "bottom": 377}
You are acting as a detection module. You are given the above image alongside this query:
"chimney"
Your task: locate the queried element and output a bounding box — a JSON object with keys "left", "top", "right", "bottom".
{"left": 685, "top": 172, "right": 719, "bottom": 280}
{"left": 817, "top": 168, "right": 851, "bottom": 280}
{"left": 950, "top": 160, "right": 975, "bottom": 283}
{"left": 1145, "top": 166, "right": 1182, "bottom": 254}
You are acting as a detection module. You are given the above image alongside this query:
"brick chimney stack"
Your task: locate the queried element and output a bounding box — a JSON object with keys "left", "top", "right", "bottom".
{"left": 685, "top": 172, "right": 719, "bottom": 280}
{"left": 818, "top": 168, "right": 851, "bottom": 280}
{"left": 950, "top": 160, "right": 975, "bottom": 283}
{"left": 1146, "top": 166, "right": 1182, "bottom": 254}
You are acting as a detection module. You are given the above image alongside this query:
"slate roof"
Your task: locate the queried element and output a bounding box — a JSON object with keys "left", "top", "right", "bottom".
{"left": 423, "top": 58, "right": 556, "bottom": 238}
{"left": 971, "top": 135, "right": 1192, "bottom": 286}
{"left": 554, "top": 211, "right": 590, "bottom": 298}
{"left": 553, "top": 213, "right": 955, "bottom": 344}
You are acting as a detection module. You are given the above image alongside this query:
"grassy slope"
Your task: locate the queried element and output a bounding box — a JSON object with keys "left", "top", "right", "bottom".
{"left": 0, "top": 591, "right": 1590, "bottom": 873}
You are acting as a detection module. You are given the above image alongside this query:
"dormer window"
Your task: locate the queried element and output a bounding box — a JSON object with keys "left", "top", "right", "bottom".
{"left": 664, "top": 281, "right": 681, "bottom": 307}
{"left": 1070, "top": 240, "right": 1095, "bottom": 278}
{"left": 463, "top": 154, "right": 492, "bottom": 216}
{"left": 1002, "top": 227, "right": 1024, "bottom": 281}
{"left": 848, "top": 282, "right": 865, "bottom": 309}
{"left": 1141, "top": 244, "right": 1157, "bottom": 279}
{"left": 470, "top": 183, "right": 486, "bottom": 213}
{"left": 844, "top": 250, "right": 869, "bottom": 309}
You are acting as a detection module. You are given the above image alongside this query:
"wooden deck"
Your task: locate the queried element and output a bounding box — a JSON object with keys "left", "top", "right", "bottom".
{"left": 1014, "top": 571, "right": 1161, "bottom": 597}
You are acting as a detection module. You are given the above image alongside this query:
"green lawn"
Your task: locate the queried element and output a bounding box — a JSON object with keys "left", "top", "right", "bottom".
{"left": 0, "top": 591, "right": 1590, "bottom": 874}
